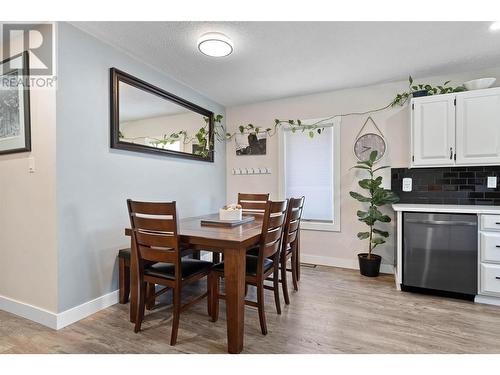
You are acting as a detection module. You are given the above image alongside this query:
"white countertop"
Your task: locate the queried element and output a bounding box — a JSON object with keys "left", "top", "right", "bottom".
{"left": 392, "top": 203, "right": 500, "bottom": 214}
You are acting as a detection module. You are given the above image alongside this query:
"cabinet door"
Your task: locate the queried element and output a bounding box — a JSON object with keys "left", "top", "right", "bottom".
{"left": 411, "top": 95, "right": 456, "bottom": 167}
{"left": 456, "top": 88, "right": 500, "bottom": 165}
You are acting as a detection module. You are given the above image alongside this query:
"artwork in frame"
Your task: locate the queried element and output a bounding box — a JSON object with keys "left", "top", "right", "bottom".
{"left": 0, "top": 51, "right": 31, "bottom": 155}
{"left": 235, "top": 132, "right": 267, "bottom": 156}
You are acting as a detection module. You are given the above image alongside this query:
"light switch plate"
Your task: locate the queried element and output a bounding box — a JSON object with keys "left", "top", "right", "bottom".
{"left": 28, "top": 157, "right": 35, "bottom": 173}
{"left": 487, "top": 176, "right": 497, "bottom": 189}
{"left": 402, "top": 178, "right": 412, "bottom": 192}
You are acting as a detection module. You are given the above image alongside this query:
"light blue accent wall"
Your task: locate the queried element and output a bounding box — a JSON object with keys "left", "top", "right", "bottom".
{"left": 56, "top": 22, "right": 226, "bottom": 312}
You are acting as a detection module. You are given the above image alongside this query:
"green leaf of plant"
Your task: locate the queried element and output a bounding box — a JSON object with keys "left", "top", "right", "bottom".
{"left": 350, "top": 191, "right": 371, "bottom": 202}
{"left": 350, "top": 165, "right": 371, "bottom": 170}
{"left": 239, "top": 125, "right": 244, "bottom": 133}
{"left": 357, "top": 232, "right": 370, "bottom": 240}
{"left": 444, "top": 80, "right": 451, "bottom": 86}
{"left": 371, "top": 237, "right": 386, "bottom": 245}
{"left": 369, "top": 150, "right": 378, "bottom": 163}
{"left": 373, "top": 229, "right": 389, "bottom": 237}
{"left": 308, "top": 131, "right": 314, "bottom": 138}
{"left": 372, "top": 165, "right": 390, "bottom": 173}
{"left": 409, "top": 75, "right": 413, "bottom": 85}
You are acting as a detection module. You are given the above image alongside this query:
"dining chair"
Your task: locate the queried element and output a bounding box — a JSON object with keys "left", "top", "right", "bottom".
{"left": 238, "top": 193, "right": 270, "bottom": 214}
{"left": 209, "top": 199, "right": 288, "bottom": 335}
{"left": 278, "top": 196, "right": 305, "bottom": 305}
{"left": 127, "top": 199, "right": 213, "bottom": 346}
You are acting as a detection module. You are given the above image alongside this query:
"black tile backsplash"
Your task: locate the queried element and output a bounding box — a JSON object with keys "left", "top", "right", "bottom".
{"left": 391, "top": 166, "right": 500, "bottom": 205}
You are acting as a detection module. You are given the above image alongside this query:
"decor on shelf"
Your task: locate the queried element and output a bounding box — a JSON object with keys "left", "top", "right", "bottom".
{"left": 350, "top": 151, "right": 399, "bottom": 277}
{"left": 463, "top": 77, "right": 496, "bottom": 90}
{"left": 0, "top": 51, "right": 31, "bottom": 155}
{"left": 390, "top": 75, "right": 466, "bottom": 107}
{"left": 353, "top": 116, "right": 386, "bottom": 162}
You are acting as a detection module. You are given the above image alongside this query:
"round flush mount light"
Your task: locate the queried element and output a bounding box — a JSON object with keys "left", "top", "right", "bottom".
{"left": 197, "top": 32, "right": 233, "bottom": 57}
{"left": 490, "top": 22, "right": 500, "bottom": 31}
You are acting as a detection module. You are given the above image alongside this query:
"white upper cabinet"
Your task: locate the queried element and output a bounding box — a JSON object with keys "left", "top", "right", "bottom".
{"left": 411, "top": 94, "right": 455, "bottom": 167}
{"left": 410, "top": 87, "right": 500, "bottom": 168}
{"left": 456, "top": 88, "right": 500, "bottom": 165}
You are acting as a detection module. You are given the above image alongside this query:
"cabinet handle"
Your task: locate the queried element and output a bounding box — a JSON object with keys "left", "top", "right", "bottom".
{"left": 496, "top": 245, "right": 500, "bottom": 248}
{"left": 449, "top": 147, "right": 453, "bottom": 160}
{"left": 496, "top": 222, "right": 500, "bottom": 225}
{"left": 496, "top": 277, "right": 500, "bottom": 280}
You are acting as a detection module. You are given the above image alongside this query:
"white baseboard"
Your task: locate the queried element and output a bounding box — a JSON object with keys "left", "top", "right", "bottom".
{"left": 301, "top": 254, "right": 394, "bottom": 275}
{"left": 0, "top": 295, "right": 57, "bottom": 329}
{"left": 0, "top": 290, "right": 119, "bottom": 330}
{"left": 56, "top": 290, "right": 119, "bottom": 329}
{"left": 475, "top": 294, "right": 500, "bottom": 306}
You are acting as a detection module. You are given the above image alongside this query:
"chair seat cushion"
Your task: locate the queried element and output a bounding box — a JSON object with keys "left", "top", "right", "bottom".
{"left": 118, "top": 248, "right": 131, "bottom": 259}
{"left": 145, "top": 259, "right": 213, "bottom": 280}
{"left": 214, "top": 255, "right": 273, "bottom": 276}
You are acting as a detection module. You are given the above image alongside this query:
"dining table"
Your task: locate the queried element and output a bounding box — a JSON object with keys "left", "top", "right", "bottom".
{"left": 125, "top": 213, "right": 264, "bottom": 354}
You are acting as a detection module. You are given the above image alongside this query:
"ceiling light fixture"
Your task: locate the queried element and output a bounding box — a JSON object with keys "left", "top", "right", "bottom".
{"left": 490, "top": 22, "right": 500, "bottom": 31}
{"left": 197, "top": 32, "right": 233, "bottom": 57}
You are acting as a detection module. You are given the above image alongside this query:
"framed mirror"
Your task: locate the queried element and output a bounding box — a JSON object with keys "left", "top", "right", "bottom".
{"left": 110, "top": 68, "right": 214, "bottom": 162}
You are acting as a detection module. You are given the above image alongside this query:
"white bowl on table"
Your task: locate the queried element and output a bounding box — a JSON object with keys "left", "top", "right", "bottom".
{"left": 463, "top": 78, "right": 496, "bottom": 91}
{"left": 219, "top": 208, "right": 242, "bottom": 221}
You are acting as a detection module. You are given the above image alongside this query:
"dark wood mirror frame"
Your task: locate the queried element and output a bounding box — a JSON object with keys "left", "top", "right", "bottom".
{"left": 110, "top": 68, "right": 215, "bottom": 162}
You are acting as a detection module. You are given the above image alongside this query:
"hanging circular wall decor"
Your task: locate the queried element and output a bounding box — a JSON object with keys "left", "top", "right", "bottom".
{"left": 353, "top": 116, "right": 387, "bottom": 163}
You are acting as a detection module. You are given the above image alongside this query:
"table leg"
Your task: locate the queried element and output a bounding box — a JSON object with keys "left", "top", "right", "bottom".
{"left": 223, "top": 248, "right": 246, "bottom": 354}
{"left": 130, "top": 239, "right": 138, "bottom": 323}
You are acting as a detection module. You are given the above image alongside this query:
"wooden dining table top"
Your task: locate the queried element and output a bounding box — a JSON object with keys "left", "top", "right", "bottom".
{"left": 125, "top": 213, "right": 264, "bottom": 249}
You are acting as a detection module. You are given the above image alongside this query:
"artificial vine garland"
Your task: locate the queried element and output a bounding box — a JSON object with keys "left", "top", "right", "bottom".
{"left": 119, "top": 75, "right": 466, "bottom": 157}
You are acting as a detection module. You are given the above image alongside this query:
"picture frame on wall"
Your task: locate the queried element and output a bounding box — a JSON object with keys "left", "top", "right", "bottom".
{"left": 0, "top": 51, "right": 31, "bottom": 155}
{"left": 235, "top": 132, "right": 267, "bottom": 156}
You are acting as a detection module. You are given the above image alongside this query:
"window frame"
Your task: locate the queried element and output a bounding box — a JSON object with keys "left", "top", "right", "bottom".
{"left": 278, "top": 117, "right": 341, "bottom": 232}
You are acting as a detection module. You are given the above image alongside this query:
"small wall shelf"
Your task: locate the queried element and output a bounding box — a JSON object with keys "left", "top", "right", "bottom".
{"left": 231, "top": 167, "right": 272, "bottom": 175}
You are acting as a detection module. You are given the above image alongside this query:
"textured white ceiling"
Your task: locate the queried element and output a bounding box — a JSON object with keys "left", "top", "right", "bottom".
{"left": 73, "top": 21, "right": 500, "bottom": 106}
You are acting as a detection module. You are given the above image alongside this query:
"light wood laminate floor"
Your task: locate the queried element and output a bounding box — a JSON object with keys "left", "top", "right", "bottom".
{"left": 2, "top": 265, "right": 500, "bottom": 354}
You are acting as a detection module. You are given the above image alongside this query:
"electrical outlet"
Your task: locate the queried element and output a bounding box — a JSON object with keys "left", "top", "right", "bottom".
{"left": 487, "top": 176, "right": 497, "bottom": 189}
{"left": 402, "top": 178, "right": 412, "bottom": 192}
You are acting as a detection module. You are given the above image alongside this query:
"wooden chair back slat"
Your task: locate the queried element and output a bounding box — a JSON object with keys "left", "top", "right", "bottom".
{"left": 257, "top": 200, "right": 288, "bottom": 263}
{"left": 138, "top": 245, "right": 177, "bottom": 264}
{"left": 134, "top": 230, "right": 178, "bottom": 249}
{"left": 128, "top": 200, "right": 177, "bottom": 216}
{"left": 264, "top": 226, "right": 282, "bottom": 245}
{"left": 133, "top": 216, "right": 176, "bottom": 233}
{"left": 282, "top": 196, "right": 305, "bottom": 254}
{"left": 238, "top": 193, "right": 269, "bottom": 213}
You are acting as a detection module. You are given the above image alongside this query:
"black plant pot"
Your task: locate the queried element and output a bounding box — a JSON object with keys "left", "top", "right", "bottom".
{"left": 412, "top": 90, "right": 428, "bottom": 98}
{"left": 358, "top": 253, "right": 382, "bottom": 277}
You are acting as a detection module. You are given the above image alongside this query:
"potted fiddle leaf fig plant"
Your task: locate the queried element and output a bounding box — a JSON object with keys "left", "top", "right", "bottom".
{"left": 350, "top": 151, "right": 400, "bottom": 277}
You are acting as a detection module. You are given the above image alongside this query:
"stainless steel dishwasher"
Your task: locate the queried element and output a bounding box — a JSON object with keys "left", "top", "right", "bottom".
{"left": 403, "top": 212, "right": 478, "bottom": 297}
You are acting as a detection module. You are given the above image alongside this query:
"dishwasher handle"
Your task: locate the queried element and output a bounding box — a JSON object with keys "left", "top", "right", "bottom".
{"left": 405, "top": 219, "right": 477, "bottom": 226}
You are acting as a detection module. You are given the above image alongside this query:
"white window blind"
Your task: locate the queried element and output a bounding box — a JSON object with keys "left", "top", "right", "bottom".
{"left": 283, "top": 127, "right": 334, "bottom": 222}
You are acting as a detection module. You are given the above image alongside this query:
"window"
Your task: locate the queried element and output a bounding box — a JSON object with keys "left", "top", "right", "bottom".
{"left": 279, "top": 117, "right": 341, "bottom": 231}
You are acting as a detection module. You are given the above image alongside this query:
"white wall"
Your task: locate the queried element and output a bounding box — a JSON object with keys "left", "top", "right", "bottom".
{"left": 56, "top": 23, "right": 226, "bottom": 312}
{"left": 0, "top": 53, "right": 58, "bottom": 311}
{"left": 226, "top": 66, "right": 500, "bottom": 270}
